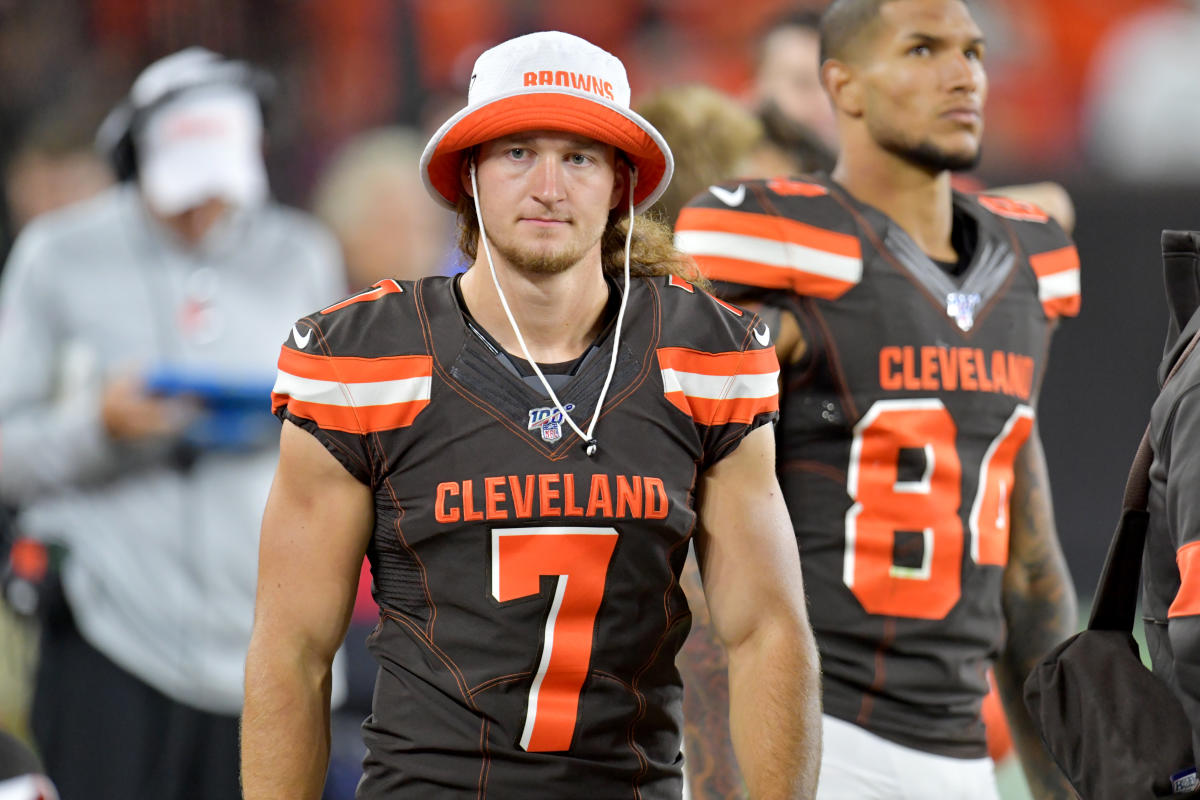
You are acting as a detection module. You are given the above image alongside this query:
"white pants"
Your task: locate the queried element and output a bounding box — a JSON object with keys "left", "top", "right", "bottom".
{"left": 816, "top": 714, "right": 1001, "bottom": 800}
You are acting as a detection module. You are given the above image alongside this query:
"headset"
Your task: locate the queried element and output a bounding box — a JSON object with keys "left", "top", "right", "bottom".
{"left": 96, "top": 47, "right": 276, "bottom": 182}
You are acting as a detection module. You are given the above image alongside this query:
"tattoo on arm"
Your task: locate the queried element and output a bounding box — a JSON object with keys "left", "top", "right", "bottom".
{"left": 676, "top": 548, "right": 747, "bottom": 800}
{"left": 995, "top": 433, "right": 1080, "bottom": 799}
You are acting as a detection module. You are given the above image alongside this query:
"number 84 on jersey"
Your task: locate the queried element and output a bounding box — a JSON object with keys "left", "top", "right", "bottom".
{"left": 844, "top": 398, "right": 1034, "bottom": 620}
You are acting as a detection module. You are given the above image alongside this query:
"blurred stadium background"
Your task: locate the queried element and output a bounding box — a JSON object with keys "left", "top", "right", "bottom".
{"left": 2, "top": 1, "right": 1197, "bottom": 797}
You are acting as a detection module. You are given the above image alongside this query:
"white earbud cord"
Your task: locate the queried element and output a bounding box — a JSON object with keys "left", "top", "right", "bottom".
{"left": 468, "top": 161, "right": 636, "bottom": 457}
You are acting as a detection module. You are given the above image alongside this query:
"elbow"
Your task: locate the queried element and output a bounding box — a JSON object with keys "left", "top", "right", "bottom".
{"left": 795, "top": 614, "right": 821, "bottom": 684}
{"left": 736, "top": 601, "right": 821, "bottom": 679}
{"left": 246, "top": 612, "right": 341, "bottom": 693}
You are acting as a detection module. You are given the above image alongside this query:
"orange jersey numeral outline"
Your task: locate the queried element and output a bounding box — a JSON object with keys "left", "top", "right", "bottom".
{"left": 844, "top": 400, "right": 1033, "bottom": 619}
{"left": 491, "top": 527, "right": 619, "bottom": 752}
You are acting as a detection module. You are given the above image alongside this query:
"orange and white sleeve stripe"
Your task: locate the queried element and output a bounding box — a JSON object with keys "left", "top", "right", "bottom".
{"left": 674, "top": 206, "right": 863, "bottom": 300}
{"left": 271, "top": 346, "right": 432, "bottom": 434}
{"left": 657, "top": 346, "right": 779, "bottom": 426}
{"left": 1029, "top": 245, "right": 1081, "bottom": 319}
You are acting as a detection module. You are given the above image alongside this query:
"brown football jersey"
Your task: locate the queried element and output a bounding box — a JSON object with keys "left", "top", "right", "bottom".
{"left": 271, "top": 274, "right": 778, "bottom": 797}
{"left": 677, "top": 174, "right": 1080, "bottom": 757}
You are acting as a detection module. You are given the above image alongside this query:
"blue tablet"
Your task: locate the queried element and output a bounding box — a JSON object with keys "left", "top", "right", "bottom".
{"left": 145, "top": 365, "right": 274, "bottom": 409}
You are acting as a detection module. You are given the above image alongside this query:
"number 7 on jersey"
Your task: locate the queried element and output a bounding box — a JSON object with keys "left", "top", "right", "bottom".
{"left": 491, "top": 527, "right": 619, "bottom": 752}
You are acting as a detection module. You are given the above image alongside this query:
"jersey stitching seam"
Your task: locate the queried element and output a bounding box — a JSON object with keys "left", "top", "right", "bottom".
{"left": 469, "top": 672, "right": 529, "bottom": 696}
{"left": 378, "top": 473, "right": 438, "bottom": 640}
{"left": 476, "top": 717, "right": 491, "bottom": 800}
{"left": 624, "top": 531, "right": 693, "bottom": 799}
{"left": 381, "top": 610, "right": 479, "bottom": 709}
{"left": 830, "top": 184, "right": 996, "bottom": 341}
{"left": 751, "top": 182, "right": 858, "bottom": 302}
{"left": 419, "top": 279, "right": 587, "bottom": 462}
{"left": 707, "top": 312, "right": 768, "bottom": 464}
{"left": 306, "top": 315, "right": 374, "bottom": 435}
{"left": 805, "top": 299, "right": 860, "bottom": 422}
{"left": 406, "top": 282, "right": 449, "bottom": 639}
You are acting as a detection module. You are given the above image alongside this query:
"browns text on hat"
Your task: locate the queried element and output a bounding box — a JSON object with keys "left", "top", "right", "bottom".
{"left": 137, "top": 86, "right": 267, "bottom": 216}
{"left": 420, "top": 31, "right": 673, "bottom": 215}
{"left": 522, "top": 70, "right": 615, "bottom": 100}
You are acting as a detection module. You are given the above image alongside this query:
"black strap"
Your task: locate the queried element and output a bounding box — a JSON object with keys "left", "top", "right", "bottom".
{"left": 1088, "top": 329, "right": 1200, "bottom": 632}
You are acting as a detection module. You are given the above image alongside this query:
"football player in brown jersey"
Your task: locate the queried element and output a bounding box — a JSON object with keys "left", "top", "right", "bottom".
{"left": 241, "top": 31, "right": 821, "bottom": 800}
{"left": 676, "top": 1, "right": 1079, "bottom": 798}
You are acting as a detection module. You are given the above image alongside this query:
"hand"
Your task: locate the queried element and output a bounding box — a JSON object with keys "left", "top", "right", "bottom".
{"left": 100, "top": 373, "right": 198, "bottom": 441}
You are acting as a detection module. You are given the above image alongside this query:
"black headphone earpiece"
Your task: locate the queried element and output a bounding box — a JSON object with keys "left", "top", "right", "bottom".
{"left": 99, "top": 101, "right": 139, "bottom": 183}
{"left": 96, "top": 50, "right": 275, "bottom": 183}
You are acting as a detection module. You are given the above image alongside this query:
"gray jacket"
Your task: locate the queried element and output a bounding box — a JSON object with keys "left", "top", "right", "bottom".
{"left": 1146, "top": 230, "right": 1200, "bottom": 760}
{"left": 0, "top": 185, "right": 346, "bottom": 713}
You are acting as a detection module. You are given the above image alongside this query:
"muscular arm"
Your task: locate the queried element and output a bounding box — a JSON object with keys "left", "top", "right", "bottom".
{"left": 241, "top": 420, "right": 375, "bottom": 800}
{"left": 694, "top": 424, "right": 821, "bottom": 799}
{"left": 677, "top": 302, "right": 807, "bottom": 800}
{"left": 994, "top": 430, "right": 1079, "bottom": 799}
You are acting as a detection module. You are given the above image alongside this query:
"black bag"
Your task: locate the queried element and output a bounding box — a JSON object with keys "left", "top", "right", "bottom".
{"left": 1024, "top": 329, "right": 1200, "bottom": 800}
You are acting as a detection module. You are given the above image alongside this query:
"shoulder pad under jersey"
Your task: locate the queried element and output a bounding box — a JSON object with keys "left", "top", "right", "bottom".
{"left": 285, "top": 278, "right": 421, "bottom": 359}
{"left": 654, "top": 273, "right": 775, "bottom": 354}
{"left": 649, "top": 274, "right": 780, "bottom": 442}
{"left": 970, "top": 193, "right": 1081, "bottom": 319}
{"left": 675, "top": 176, "right": 863, "bottom": 301}
{"left": 272, "top": 278, "right": 433, "bottom": 438}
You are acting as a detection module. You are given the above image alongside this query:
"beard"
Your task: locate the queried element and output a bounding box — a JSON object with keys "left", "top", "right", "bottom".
{"left": 874, "top": 124, "right": 983, "bottom": 173}
{"left": 900, "top": 140, "right": 982, "bottom": 173}
{"left": 485, "top": 225, "right": 604, "bottom": 275}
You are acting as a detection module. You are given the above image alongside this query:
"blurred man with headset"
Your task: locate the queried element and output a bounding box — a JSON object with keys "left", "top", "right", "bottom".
{"left": 0, "top": 47, "right": 344, "bottom": 799}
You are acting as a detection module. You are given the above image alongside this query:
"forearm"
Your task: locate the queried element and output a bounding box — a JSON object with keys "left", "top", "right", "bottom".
{"left": 677, "top": 550, "right": 743, "bottom": 800}
{"left": 726, "top": 612, "right": 821, "bottom": 800}
{"left": 999, "top": 437, "right": 1079, "bottom": 798}
{"left": 0, "top": 401, "right": 125, "bottom": 503}
{"left": 243, "top": 421, "right": 375, "bottom": 798}
{"left": 241, "top": 640, "right": 334, "bottom": 800}
{"left": 996, "top": 639, "right": 1077, "bottom": 799}
{"left": 695, "top": 427, "right": 819, "bottom": 797}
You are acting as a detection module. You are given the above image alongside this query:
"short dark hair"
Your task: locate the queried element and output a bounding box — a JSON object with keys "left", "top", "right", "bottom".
{"left": 818, "top": 0, "right": 894, "bottom": 65}
{"left": 819, "top": 0, "right": 973, "bottom": 65}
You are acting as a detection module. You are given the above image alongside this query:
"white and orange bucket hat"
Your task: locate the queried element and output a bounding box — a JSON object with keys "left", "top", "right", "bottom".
{"left": 420, "top": 31, "right": 674, "bottom": 215}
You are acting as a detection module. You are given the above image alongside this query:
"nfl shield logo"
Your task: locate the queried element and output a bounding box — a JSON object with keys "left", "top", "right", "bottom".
{"left": 528, "top": 404, "right": 575, "bottom": 443}
{"left": 946, "top": 292, "right": 982, "bottom": 332}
